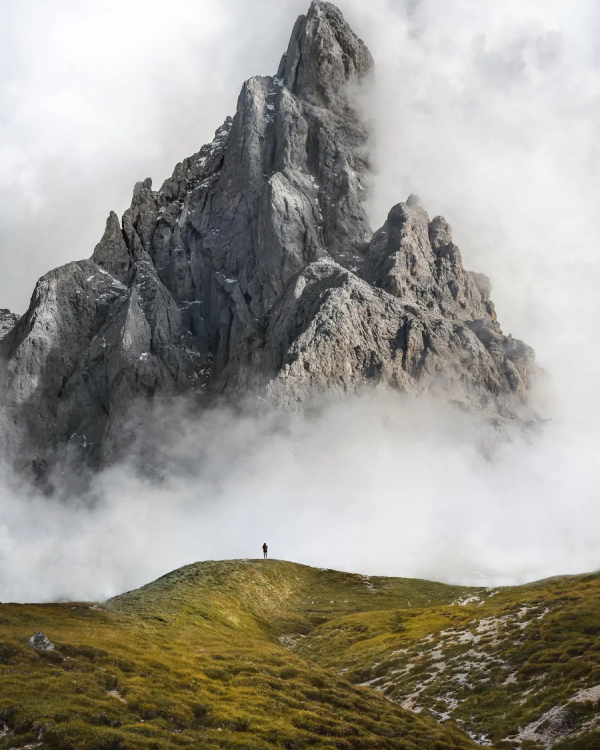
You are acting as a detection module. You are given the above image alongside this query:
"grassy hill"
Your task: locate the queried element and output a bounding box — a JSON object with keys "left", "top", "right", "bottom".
{"left": 288, "top": 568, "right": 600, "bottom": 749}
{"left": 0, "top": 561, "right": 598, "bottom": 750}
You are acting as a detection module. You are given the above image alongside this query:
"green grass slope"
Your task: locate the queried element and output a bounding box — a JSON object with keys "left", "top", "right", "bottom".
{"left": 289, "top": 570, "right": 600, "bottom": 749}
{"left": 0, "top": 560, "right": 478, "bottom": 750}
{"left": 0, "top": 560, "right": 598, "bottom": 750}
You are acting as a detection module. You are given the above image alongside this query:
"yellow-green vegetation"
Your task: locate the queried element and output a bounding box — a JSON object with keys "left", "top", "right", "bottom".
{"left": 0, "top": 560, "right": 478, "bottom": 750}
{"left": 291, "top": 570, "right": 600, "bottom": 749}
{"left": 0, "top": 561, "right": 598, "bottom": 750}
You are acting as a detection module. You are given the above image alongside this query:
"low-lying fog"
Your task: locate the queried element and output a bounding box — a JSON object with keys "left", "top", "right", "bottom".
{"left": 1, "top": 394, "right": 598, "bottom": 602}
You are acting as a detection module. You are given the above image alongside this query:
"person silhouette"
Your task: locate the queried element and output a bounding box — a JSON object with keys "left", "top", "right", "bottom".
{"left": 262, "top": 542, "right": 268, "bottom": 560}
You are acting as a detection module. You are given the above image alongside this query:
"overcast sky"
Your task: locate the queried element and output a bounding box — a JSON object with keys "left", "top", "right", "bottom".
{"left": 1, "top": 1, "right": 599, "bottom": 600}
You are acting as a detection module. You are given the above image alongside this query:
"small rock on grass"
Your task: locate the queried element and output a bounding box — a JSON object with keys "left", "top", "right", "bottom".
{"left": 29, "top": 632, "right": 55, "bottom": 651}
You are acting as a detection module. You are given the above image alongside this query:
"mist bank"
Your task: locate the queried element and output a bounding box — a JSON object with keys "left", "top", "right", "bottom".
{"left": 0, "top": 391, "right": 597, "bottom": 603}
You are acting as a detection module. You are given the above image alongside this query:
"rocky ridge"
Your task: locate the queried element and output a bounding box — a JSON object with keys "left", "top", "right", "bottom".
{"left": 0, "top": 1, "right": 537, "bottom": 483}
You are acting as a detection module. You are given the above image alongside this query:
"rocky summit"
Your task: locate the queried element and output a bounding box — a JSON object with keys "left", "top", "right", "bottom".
{"left": 0, "top": 1, "right": 536, "bottom": 483}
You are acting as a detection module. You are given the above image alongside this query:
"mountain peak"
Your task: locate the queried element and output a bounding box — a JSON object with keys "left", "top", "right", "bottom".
{"left": 0, "top": 2, "right": 537, "bottom": 486}
{"left": 278, "top": 1, "right": 373, "bottom": 107}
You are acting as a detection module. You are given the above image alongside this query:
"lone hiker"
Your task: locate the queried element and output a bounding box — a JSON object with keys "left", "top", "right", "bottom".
{"left": 262, "top": 542, "right": 268, "bottom": 560}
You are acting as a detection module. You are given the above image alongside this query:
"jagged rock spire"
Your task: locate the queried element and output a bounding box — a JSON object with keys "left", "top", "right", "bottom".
{"left": 92, "top": 211, "right": 131, "bottom": 284}
{"left": 0, "top": 3, "right": 537, "bottom": 488}
{"left": 278, "top": 1, "right": 374, "bottom": 107}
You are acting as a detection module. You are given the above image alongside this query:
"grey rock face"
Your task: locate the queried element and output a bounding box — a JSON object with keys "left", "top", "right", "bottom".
{"left": 241, "top": 257, "right": 533, "bottom": 420}
{"left": 0, "top": 257, "right": 195, "bottom": 482}
{"left": 0, "top": 1, "right": 537, "bottom": 484}
{"left": 92, "top": 211, "right": 131, "bottom": 284}
{"left": 29, "top": 631, "right": 55, "bottom": 651}
{"left": 0, "top": 309, "right": 19, "bottom": 342}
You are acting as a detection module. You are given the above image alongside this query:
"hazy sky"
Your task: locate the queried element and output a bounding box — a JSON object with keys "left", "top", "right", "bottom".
{"left": 0, "top": 0, "right": 599, "bottom": 601}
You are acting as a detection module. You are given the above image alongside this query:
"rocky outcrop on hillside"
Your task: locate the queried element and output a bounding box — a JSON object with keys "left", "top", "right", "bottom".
{"left": 0, "top": 1, "right": 537, "bottom": 485}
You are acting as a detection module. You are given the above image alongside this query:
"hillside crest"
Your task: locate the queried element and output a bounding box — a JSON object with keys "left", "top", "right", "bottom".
{"left": 1, "top": 559, "right": 597, "bottom": 748}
